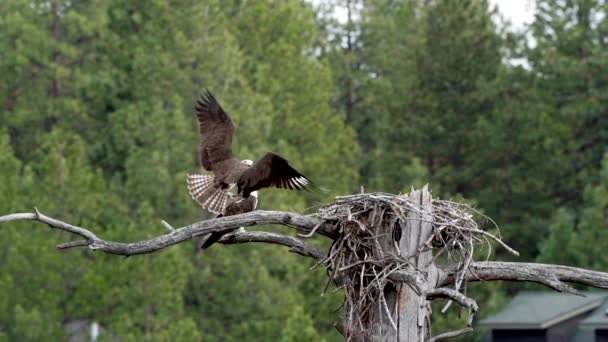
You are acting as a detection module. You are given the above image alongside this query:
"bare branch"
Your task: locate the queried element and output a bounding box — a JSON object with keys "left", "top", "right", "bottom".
{"left": 389, "top": 269, "right": 427, "bottom": 294}
{"left": 298, "top": 222, "right": 323, "bottom": 238}
{"left": 425, "top": 288, "right": 478, "bottom": 342}
{"left": 160, "top": 220, "right": 175, "bottom": 232}
{"left": 57, "top": 240, "right": 91, "bottom": 250}
{"left": 218, "top": 230, "right": 326, "bottom": 260}
{"left": 1, "top": 212, "right": 99, "bottom": 240}
{"left": 429, "top": 328, "right": 474, "bottom": 342}
{"left": 0, "top": 210, "right": 335, "bottom": 256}
{"left": 426, "top": 287, "right": 478, "bottom": 326}
{"left": 440, "top": 261, "right": 608, "bottom": 294}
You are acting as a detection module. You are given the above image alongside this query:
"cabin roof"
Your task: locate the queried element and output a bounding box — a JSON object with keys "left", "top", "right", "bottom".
{"left": 478, "top": 291, "right": 607, "bottom": 329}
{"left": 579, "top": 297, "right": 608, "bottom": 328}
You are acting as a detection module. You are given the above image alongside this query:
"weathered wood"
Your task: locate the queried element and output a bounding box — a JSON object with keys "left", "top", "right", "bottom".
{"left": 0, "top": 210, "right": 335, "bottom": 256}
{"left": 398, "top": 186, "right": 436, "bottom": 342}
{"left": 218, "top": 230, "right": 326, "bottom": 260}
{"left": 366, "top": 201, "right": 401, "bottom": 341}
{"left": 439, "top": 261, "right": 608, "bottom": 294}
{"left": 366, "top": 186, "right": 436, "bottom": 341}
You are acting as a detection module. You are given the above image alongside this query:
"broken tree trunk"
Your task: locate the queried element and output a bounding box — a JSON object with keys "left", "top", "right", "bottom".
{"left": 319, "top": 186, "right": 480, "bottom": 342}
{"left": 399, "top": 188, "right": 437, "bottom": 341}
{"left": 367, "top": 187, "right": 437, "bottom": 341}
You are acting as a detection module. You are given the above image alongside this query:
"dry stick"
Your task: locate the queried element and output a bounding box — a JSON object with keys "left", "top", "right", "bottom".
{"left": 310, "top": 241, "right": 340, "bottom": 271}
{"left": 450, "top": 225, "right": 475, "bottom": 304}
{"left": 57, "top": 240, "right": 91, "bottom": 249}
{"left": 458, "top": 227, "right": 519, "bottom": 256}
{"left": 376, "top": 281, "right": 385, "bottom": 340}
{"left": 218, "top": 230, "right": 325, "bottom": 260}
{"left": 442, "top": 229, "right": 476, "bottom": 313}
{"left": 0, "top": 209, "right": 335, "bottom": 256}
{"left": 429, "top": 328, "right": 474, "bottom": 342}
{"left": 439, "top": 261, "right": 608, "bottom": 294}
{"left": 315, "top": 225, "right": 348, "bottom": 271}
{"left": 349, "top": 218, "right": 368, "bottom": 233}
{"left": 369, "top": 204, "right": 378, "bottom": 227}
{"left": 323, "top": 232, "right": 350, "bottom": 295}
{"left": 427, "top": 287, "right": 478, "bottom": 326}
{"left": 298, "top": 221, "right": 323, "bottom": 238}
{"left": 360, "top": 263, "right": 366, "bottom": 305}
{"left": 339, "top": 260, "right": 384, "bottom": 272}
{"left": 160, "top": 220, "right": 175, "bottom": 232}
{"left": 379, "top": 279, "right": 398, "bottom": 333}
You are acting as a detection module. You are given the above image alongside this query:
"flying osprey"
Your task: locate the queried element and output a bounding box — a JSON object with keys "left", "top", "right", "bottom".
{"left": 199, "top": 191, "right": 258, "bottom": 250}
{"left": 186, "top": 90, "right": 311, "bottom": 215}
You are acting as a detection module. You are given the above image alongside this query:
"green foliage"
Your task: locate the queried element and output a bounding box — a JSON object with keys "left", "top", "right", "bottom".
{"left": 539, "top": 153, "right": 608, "bottom": 269}
{"left": 528, "top": 0, "right": 608, "bottom": 199}
{"left": 0, "top": 0, "right": 348, "bottom": 340}
{"left": 281, "top": 305, "right": 325, "bottom": 342}
{"left": 0, "top": 0, "right": 607, "bottom": 340}
{"left": 465, "top": 67, "right": 575, "bottom": 258}
{"left": 221, "top": 0, "right": 361, "bottom": 202}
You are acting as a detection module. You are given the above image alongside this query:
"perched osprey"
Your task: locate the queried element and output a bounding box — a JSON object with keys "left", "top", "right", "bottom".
{"left": 187, "top": 90, "right": 311, "bottom": 215}
{"left": 200, "top": 191, "right": 258, "bottom": 250}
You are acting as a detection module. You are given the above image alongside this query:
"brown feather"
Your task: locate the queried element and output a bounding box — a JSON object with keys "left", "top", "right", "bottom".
{"left": 237, "top": 152, "right": 312, "bottom": 197}
{"left": 195, "top": 90, "right": 235, "bottom": 171}
{"left": 224, "top": 195, "right": 257, "bottom": 216}
{"left": 200, "top": 195, "right": 257, "bottom": 250}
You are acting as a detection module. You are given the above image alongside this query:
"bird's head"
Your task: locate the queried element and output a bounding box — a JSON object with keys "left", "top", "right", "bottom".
{"left": 241, "top": 159, "right": 254, "bottom": 166}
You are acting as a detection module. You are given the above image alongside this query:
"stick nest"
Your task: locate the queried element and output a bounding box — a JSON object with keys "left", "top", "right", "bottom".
{"left": 312, "top": 192, "right": 517, "bottom": 337}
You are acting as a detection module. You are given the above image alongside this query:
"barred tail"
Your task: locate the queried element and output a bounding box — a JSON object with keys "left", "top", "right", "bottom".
{"left": 186, "top": 174, "right": 229, "bottom": 215}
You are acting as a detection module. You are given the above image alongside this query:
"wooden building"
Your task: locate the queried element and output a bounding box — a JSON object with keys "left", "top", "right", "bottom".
{"left": 478, "top": 291, "right": 608, "bottom": 342}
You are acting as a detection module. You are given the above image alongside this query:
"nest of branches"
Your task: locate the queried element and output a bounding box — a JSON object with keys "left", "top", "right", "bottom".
{"left": 312, "top": 192, "right": 517, "bottom": 335}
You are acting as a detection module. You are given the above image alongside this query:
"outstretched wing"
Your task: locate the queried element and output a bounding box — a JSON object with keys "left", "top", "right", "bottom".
{"left": 195, "top": 89, "right": 235, "bottom": 171}
{"left": 237, "top": 152, "right": 311, "bottom": 197}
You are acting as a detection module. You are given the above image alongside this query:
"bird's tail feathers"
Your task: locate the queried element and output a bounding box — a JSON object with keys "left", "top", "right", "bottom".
{"left": 200, "top": 232, "right": 223, "bottom": 250}
{"left": 186, "top": 174, "right": 229, "bottom": 214}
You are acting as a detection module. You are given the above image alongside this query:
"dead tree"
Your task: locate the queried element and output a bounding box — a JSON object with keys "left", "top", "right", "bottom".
{"left": 2, "top": 186, "right": 608, "bottom": 341}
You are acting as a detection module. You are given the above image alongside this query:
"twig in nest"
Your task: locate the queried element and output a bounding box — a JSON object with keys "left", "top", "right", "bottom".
{"left": 298, "top": 222, "right": 323, "bottom": 238}
{"left": 315, "top": 192, "right": 516, "bottom": 337}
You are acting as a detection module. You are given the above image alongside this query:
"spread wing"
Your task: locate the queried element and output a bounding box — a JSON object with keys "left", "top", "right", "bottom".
{"left": 195, "top": 89, "right": 235, "bottom": 171}
{"left": 237, "top": 152, "right": 311, "bottom": 197}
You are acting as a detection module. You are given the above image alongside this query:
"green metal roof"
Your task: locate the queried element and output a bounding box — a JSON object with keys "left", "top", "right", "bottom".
{"left": 569, "top": 328, "right": 595, "bottom": 342}
{"left": 478, "top": 291, "right": 607, "bottom": 329}
{"left": 580, "top": 296, "right": 608, "bottom": 328}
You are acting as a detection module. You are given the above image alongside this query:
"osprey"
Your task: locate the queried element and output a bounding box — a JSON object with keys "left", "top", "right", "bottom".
{"left": 187, "top": 90, "right": 311, "bottom": 215}
{"left": 200, "top": 191, "right": 258, "bottom": 250}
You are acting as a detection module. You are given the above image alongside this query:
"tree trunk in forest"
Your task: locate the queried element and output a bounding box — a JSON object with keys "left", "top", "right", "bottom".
{"left": 47, "top": 0, "right": 62, "bottom": 131}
